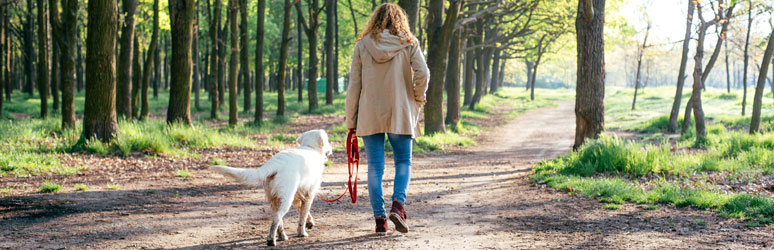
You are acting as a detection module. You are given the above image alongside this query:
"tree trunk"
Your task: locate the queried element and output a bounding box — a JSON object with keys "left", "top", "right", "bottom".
{"left": 83, "top": 0, "right": 119, "bottom": 142}
{"left": 498, "top": 59, "right": 506, "bottom": 89}
{"left": 239, "top": 0, "right": 250, "bottom": 111}
{"left": 325, "top": 0, "right": 334, "bottom": 105}
{"left": 346, "top": 0, "right": 359, "bottom": 35}
{"left": 295, "top": 1, "right": 320, "bottom": 112}
{"left": 462, "top": 36, "right": 474, "bottom": 106}
{"left": 132, "top": 37, "right": 141, "bottom": 117}
{"left": 742, "top": 0, "right": 752, "bottom": 116}
{"left": 208, "top": 0, "right": 221, "bottom": 119}
{"left": 227, "top": 0, "right": 238, "bottom": 125}
{"left": 218, "top": 13, "right": 226, "bottom": 106}
{"left": 167, "top": 0, "right": 195, "bottom": 126}
{"left": 76, "top": 27, "right": 83, "bottom": 93}
{"left": 193, "top": 5, "right": 201, "bottom": 111}
{"left": 117, "top": 0, "right": 138, "bottom": 119}
{"left": 531, "top": 49, "right": 543, "bottom": 101}
{"left": 424, "top": 0, "right": 459, "bottom": 134}
{"left": 276, "top": 0, "right": 293, "bottom": 117}
{"left": 153, "top": 45, "right": 160, "bottom": 98}
{"left": 37, "top": 0, "right": 49, "bottom": 118}
{"left": 489, "top": 49, "right": 501, "bottom": 94}
{"left": 470, "top": 15, "right": 485, "bottom": 109}
{"left": 24, "top": 0, "right": 34, "bottom": 96}
{"left": 750, "top": 29, "right": 774, "bottom": 134}
{"left": 445, "top": 28, "right": 461, "bottom": 125}
{"left": 140, "top": 0, "right": 160, "bottom": 120}
{"left": 0, "top": 2, "right": 4, "bottom": 115}
{"left": 632, "top": 23, "right": 650, "bottom": 110}
{"left": 525, "top": 59, "right": 533, "bottom": 90}
{"left": 296, "top": 11, "right": 303, "bottom": 103}
{"left": 688, "top": 5, "right": 715, "bottom": 142}
{"left": 573, "top": 0, "right": 606, "bottom": 150}
{"left": 254, "top": 0, "right": 265, "bottom": 123}
{"left": 333, "top": 0, "right": 339, "bottom": 95}
{"left": 667, "top": 0, "right": 694, "bottom": 133}
{"left": 51, "top": 38, "right": 60, "bottom": 111}
{"left": 725, "top": 40, "right": 731, "bottom": 93}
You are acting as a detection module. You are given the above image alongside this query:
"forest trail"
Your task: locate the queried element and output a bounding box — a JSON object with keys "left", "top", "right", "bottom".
{"left": 2, "top": 101, "right": 772, "bottom": 249}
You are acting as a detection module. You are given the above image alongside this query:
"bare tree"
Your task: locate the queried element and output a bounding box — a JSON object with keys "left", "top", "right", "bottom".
{"left": 668, "top": 0, "right": 695, "bottom": 133}
{"left": 632, "top": 20, "right": 651, "bottom": 110}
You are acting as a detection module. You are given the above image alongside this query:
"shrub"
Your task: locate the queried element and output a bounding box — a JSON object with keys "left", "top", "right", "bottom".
{"left": 39, "top": 180, "right": 62, "bottom": 193}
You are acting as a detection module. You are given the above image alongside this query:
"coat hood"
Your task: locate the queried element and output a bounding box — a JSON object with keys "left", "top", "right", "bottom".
{"left": 362, "top": 30, "right": 414, "bottom": 63}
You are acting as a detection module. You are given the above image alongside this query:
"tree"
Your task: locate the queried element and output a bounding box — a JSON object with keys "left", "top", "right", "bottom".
{"left": 117, "top": 0, "right": 138, "bottom": 119}
{"left": 573, "top": 0, "right": 606, "bottom": 150}
{"left": 37, "top": 0, "right": 49, "bottom": 118}
{"left": 207, "top": 0, "right": 222, "bottom": 119}
{"left": 167, "top": 0, "right": 196, "bottom": 125}
{"left": 227, "top": 0, "right": 238, "bottom": 125}
{"left": 741, "top": 0, "right": 753, "bottom": 116}
{"left": 445, "top": 27, "right": 462, "bottom": 125}
{"left": 398, "top": 0, "right": 420, "bottom": 32}
{"left": 0, "top": 1, "right": 4, "bottom": 116}
{"left": 132, "top": 37, "right": 141, "bottom": 116}
{"left": 631, "top": 20, "right": 651, "bottom": 110}
{"left": 425, "top": 0, "right": 460, "bottom": 134}
{"left": 667, "top": 0, "right": 695, "bottom": 133}
{"left": 83, "top": 0, "right": 119, "bottom": 141}
{"left": 276, "top": 0, "right": 293, "bottom": 117}
{"left": 254, "top": 0, "right": 265, "bottom": 123}
{"left": 750, "top": 29, "right": 774, "bottom": 133}
{"left": 325, "top": 0, "right": 334, "bottom": 105}
{"left": 462, "top": 33, "right": 475, "bottom": 106}
{"left": 140, "top": 0, "right": 160, "bottom": 120}
{"left": 686, "top": 1, "right": 721, "bottom": 142}
{"left": 682, "top": 0, "right": 733, "bottom": 134}
{"left": 52, "top": 0, "right": 79, "bottom": 128}
{"left": 239, "top": 0, "right": 250, "bottom": 111}
{"left": 295, "top": 0, "right": 324, "bottom": 112}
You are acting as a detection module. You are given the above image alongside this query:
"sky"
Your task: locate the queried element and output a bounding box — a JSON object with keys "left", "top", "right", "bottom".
{"left": 620, "top": 0, "right": 692, "bottom": 44}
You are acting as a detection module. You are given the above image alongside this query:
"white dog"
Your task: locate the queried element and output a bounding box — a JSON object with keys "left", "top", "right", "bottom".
{"left": 212, "top": 129, "right": 333, "bottom": 246}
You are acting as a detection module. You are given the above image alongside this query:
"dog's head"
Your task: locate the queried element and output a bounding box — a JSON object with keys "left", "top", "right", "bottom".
{"left": 297, "top": 129, "right": 333, "bottom": 158}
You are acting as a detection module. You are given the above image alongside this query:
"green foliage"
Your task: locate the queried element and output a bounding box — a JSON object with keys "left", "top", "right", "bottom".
{"left": 210, "top": 157, "right": 227, "bottom": 166}
{"left": 176, "top": 168, "right": 194, "bottom": 178}
{"left": 74, "top": 184, "right": 89, "bottom": 191}
{"left": 106, "top": 184, "right": 121, "bottom": 190}
{"left": 39, "top": 180, "right": 62, "bottom": 193}
{"left": 604, "top": 204, "right": 621, "bottom": 210}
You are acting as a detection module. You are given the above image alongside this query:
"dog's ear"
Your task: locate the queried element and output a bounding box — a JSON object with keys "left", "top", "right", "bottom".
{"left": 317, "top": 135, "right": 324, "bottom": 150}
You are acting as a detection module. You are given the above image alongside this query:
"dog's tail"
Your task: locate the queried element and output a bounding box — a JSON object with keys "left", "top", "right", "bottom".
{"left": 211, "top": 165, "right": 272, "bottom": 186}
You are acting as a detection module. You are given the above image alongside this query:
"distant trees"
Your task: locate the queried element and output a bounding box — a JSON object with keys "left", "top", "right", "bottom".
{"left": 117, "top": 0, "right": 138, "bottom": 119}
{"left": 574, "top": 0, "right": 606, "bottom": 149}
{"left": 276, "top": 0, "right": 293, "bottom": 117}
{"left": 254, "top": 0, "right": 266, "bottom": 124}
{"left": 295, "top": 0, "right": 324, "bottom": 112}
{"left": 37, "top": 0, "right": 49, "bottom": 118}
{"left": 227, "top": 0, "right": 238, "bottom": 125}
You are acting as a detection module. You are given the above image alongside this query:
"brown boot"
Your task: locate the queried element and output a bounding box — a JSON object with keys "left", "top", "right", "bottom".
{"left": 389, "top": 201, "right": 409, "bottom": 233}
{"left": 375, "top": 216, "right": 388, "bottom": 235}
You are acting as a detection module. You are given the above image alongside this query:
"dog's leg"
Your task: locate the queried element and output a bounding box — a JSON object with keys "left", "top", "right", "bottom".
{"left": 268, "top": 197, "right": 293, "bottom": 246}
{"left": 306, "top": 213, "right": 315, "bottom": 229}
{"left": 297, "top": 192, "right": 315, "bottom": 237}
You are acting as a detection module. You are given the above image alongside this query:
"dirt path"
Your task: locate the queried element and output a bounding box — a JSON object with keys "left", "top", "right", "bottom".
{"left": 2, "top": 101, "right": 773, "bottom": 249}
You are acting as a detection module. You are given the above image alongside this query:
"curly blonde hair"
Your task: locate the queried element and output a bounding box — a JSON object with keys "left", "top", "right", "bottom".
{"left": 357, "top": 3, "right": 415, "bottom": 44}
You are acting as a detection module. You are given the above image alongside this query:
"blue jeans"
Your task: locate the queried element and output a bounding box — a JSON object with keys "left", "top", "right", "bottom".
{"left": 362, "top": 133, "right": 413, "bottom": 219}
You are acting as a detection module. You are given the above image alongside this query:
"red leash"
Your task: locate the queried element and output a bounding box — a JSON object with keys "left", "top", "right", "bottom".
{"left": 319, "top": 129, "right": 359, "bottom": 203}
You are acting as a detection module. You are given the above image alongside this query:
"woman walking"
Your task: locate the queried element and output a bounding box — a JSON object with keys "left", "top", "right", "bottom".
{"left": 345, "top": 3, "right": 429, "bottom": 235}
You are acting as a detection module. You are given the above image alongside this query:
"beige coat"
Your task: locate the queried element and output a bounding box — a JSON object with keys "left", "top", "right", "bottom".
{"left": 345, "top": 30, "right": 430, "bottom": 138}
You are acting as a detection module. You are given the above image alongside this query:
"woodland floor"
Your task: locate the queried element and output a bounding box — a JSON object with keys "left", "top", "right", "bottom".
{"left": 1, "top": 101, "right": 773, "bottom": 249}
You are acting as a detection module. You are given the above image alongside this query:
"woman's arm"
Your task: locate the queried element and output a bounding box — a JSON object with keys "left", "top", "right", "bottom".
{"left": 345, "top": 43, "right": 363, "bottom": 129}
{"left": 410, "top": 41, "right": 430, "bottom": 104}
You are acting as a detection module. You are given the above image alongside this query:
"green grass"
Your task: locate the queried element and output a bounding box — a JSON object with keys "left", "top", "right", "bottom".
{"left": 604, "top": 204, "right": 621, "bottom": 210}
{"left": 641, "top": 204, "right": 659, "bottom": 210}
{"left": 145, "top": 189, "right": 157, "bottom": 194}
{"left": 0, "top": 187, "right": 13, "bottom": 195}
{"left": 176, "top": 168, "right": 194, "bottom": 178}
{"left": 39, "top": 180, "right": 62, "bottom": 193}
{"left": 74, "top": 184, "right": 89, "bottom": 191}
{"left": 106, "top": 184, "right": 121, "bottom": 190}
{"left": 532, "top": 132, "right": 774, "bottom": 225}
{"left": 210, "top": 157, "right": 227, "bottom": 166}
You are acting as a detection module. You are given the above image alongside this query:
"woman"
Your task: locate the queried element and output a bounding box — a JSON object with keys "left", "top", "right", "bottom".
{"left": 345, "top": 3, "right": 429, "bottom": 235}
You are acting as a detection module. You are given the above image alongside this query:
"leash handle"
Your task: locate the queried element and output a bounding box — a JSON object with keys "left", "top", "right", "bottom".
{"left": 319, "top": 129, "right": 359, "bottom": 203}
